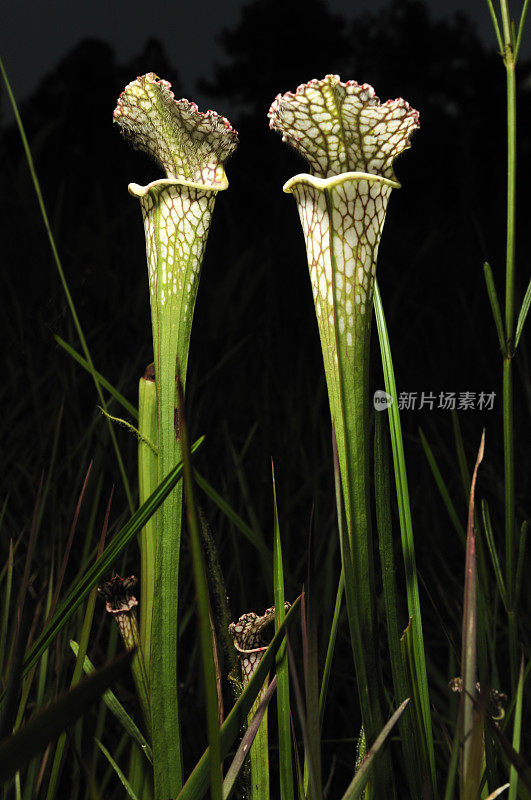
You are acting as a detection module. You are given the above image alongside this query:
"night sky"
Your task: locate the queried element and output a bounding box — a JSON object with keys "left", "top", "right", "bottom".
{"left": 1, "top": 0, "right": 520, "bottom": 119}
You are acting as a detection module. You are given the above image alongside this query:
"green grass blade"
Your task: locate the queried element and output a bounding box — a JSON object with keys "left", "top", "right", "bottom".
{"left": 508, "top": 656, "right": 525, "bottom": 800}
{"left": 374, "top": 412, "right": 423, "bottom": 798}
{"left": 0, "top": 650, "right": 133, "bottom": 783}
{"left": 272, "top": 463, "right": 294, "bottom": 800}
{"left": 95, "top": 739, "right": 141, "bottom": 800}
{"left": 194, "top": 470, "right": 272, "bottom": 567}
{"left": 0, "top": 55, "right": 134, "bottom": 512}
{"left": 176, "top": 598, "right": 300, "bottom": 800}
{"left": 300, "top": 592, "right": 323, "bottom": 800}
{"left": 442, "top": 704, "right": 462, "bottom": 800}
{"left": 0, "top": 541, "right": 14, "bottom": 677}
{"left": 515, "top": 273, "right": 531, "bottom": 350}
{"left": 177, "top": 377, "right": 222, "bottom": 800}
{"left": 418, "top": 427, "right": 466, "bottom": 544}
{"left": 485, "top": 712, "right": 531, "bottom": 794}
{"left": 451, "top": 411, "right": 471, "bottom": 501}
{"left": 18, "top": 441, "right": 203, "bottom": 680}
{"left": 45, "top": 497, "right": 110, "bottom": 800}
{"left": 515, "top": 0, "right": 531, "bottom": 61}
{"left": 286, "top": 633, "right": 321, "bottom": 800}
{"left": 222, "top": 677, "right": 277, "bottom": 800}
{"left": 318, "top": 570, "right": 343, "bottom": 730}
{"left": 484, "top": 0, "right": 504, "bottom": 50}
{"left": 70, "top": 641, "right": 152, "bottom": 763}
{"left": 483, "top": 263, "right": 507, "bottom": 356}
{"left": 515, "top": 521, "right": 528, "bottom": 606}
{"left": 374, "top": 281, "right": 436, "bottom": 795}
{"left": 339, "top": 700, "right": 409, "bottom": 800}
{"left": 54, "top": 335, "right": 139, "bottom": 419}
{"left": 481, "top": 499, "right": 508, "bottom": 610}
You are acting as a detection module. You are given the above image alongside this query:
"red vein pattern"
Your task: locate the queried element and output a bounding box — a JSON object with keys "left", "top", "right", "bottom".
{"left": 114, "top": 73, "right": 238, "bottom": 186}
{"left": 268, "top": 73, "right": 418, "bottom": 181}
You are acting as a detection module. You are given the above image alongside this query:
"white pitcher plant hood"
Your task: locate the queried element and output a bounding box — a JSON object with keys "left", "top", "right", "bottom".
{"left": 113, "top": 71, "right": 238, "bottom": 493}
{"left": 268, "top": 74, "right": 418, "bottom": 368}
{"left": 114, "top": 73, "right": 238, "bottom": 368}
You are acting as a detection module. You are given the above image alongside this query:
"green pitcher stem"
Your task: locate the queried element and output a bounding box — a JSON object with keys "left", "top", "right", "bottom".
{"left": 133, "top": 179, "right": 219, "bottom": 797}
{"left": 286, "top": 172, "right": 397, "bottom": 745}
{"left": 114, "top": 72, "right": 238, "bottom": 799}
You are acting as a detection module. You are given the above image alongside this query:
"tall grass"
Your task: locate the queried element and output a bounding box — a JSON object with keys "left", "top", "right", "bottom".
{"left": 0, "top": 0, "right": 530, "bottom": 798}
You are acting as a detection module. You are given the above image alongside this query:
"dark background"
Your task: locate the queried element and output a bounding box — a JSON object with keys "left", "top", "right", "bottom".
{"left": 0, "top": 0, "right": 530, "bottom": 790}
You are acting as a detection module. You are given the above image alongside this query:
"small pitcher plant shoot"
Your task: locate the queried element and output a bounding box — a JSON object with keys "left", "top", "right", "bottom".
{"left": 230, "top": 603, "right": 291, "bottom": 800}
{"left": 114, "top": 73, "right": 238, "bottom": 797}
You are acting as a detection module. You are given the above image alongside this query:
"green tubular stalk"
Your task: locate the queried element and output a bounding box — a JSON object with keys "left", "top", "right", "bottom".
{"left": 500, "top": 1, "right": 518, "bottom": 689}
{"left": 114, "top": 74, "right": 238, "bottom": 798}
{"left": 269, "top": 75, "right": 419, "bottom": 753}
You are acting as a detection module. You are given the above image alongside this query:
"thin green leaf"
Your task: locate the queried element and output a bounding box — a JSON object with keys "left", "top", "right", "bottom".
{"left": 286, "top": 633, "right": 321, "bottom": 800}
{"left": 0, "top": 650, "right": 133, "bottom": 782}
{"left": 484, "top": 0, "right": 504, "bottom": 50}
{"left": 375, "top": 413, "right": 422, "bottom": 798}
{"left": 419, "top": 427, "right": 466, "bottom": 544}
{"left": 481, "top": 499, "right": 507, "bottom": 610}
{"left": 0, "top": 55, "right": 134, "bottom": 511}
{"left": 194, "top": 470, "right": 272, "bottom": 567}
{"left": 515, "top": 0, "right": 531, "bottom": 60}
{"left": 442, "top": 703, "right": 462, "bottom": 800}
{"left": 272, "top": 463, "right": 294, "bottom": 800}
{"left": 340, "top": 700, "right": 410, "bottom": 800}
{"left": 374, "top": 281, "right": 436, "bottom": 795}
{"left": 486, "top": 713, "right": 531, "bottom": 793}
{"left": 301, "top": 592, "right": 323, "bottom": 800}
{"left": 177, "top": 376, "right": 222, "bottom": 800}
{"left": 18, "top": 439, "right": 203, "bottom": 681}
{"left": 70, "top": 642, "right": 152, "bottom": 764}
{"left": 176, "top": 598, "right": 300, "bottom": 800}
{"left": 508, "top": 656, "right": 525, "bottom": 800}
{"left": 46, "top": 491, "right": 110, "bottom": 800}
{"left": 222, "top": 677, "right": 277, "bottom": 800}
{"left": 318, "top": 571, "right": 343, "bottom": 730}
{"left": 515, "top": 521, "right": 528, "bottom": 606}
{"left": 54, "top": 335, "right": 139, "bottom": 419}
{"left": 483, "top": 263, "right": 507, "bottom": 355}
{"left": 95, "top": 738, "right": 141, "bottom": 800}
{"left": 0, "top": 541, "right": 13, "bottom": 677}
{"left": 515, "top": 273, "right": 531, "bottom": 349}
{"left": 451, "top": 411, "right": 471, "bottom": 501}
